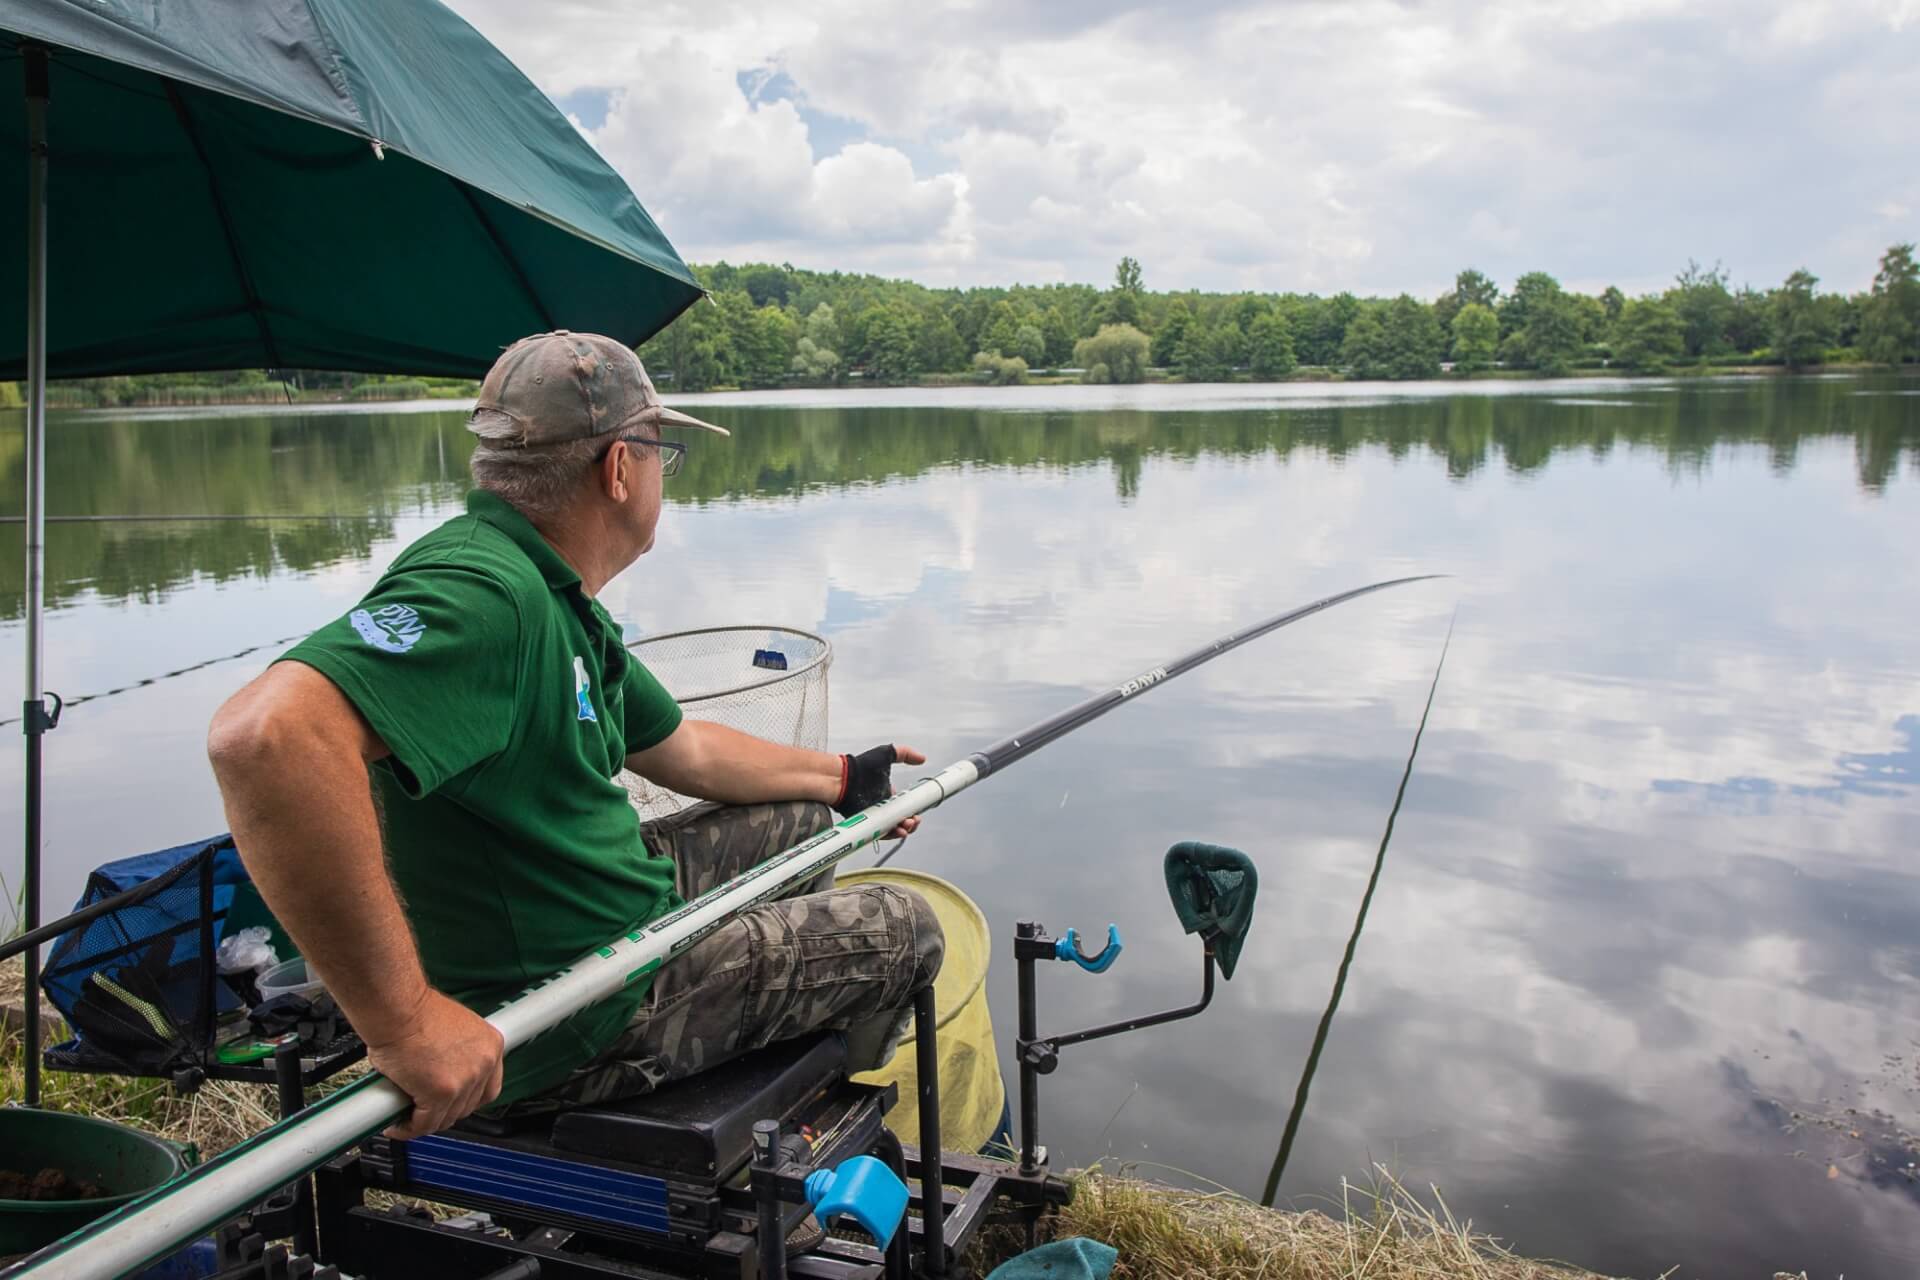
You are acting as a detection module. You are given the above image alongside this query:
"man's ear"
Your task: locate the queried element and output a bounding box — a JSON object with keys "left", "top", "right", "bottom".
{"left": 601, "top": 441, "right": 630, "bottom": 503}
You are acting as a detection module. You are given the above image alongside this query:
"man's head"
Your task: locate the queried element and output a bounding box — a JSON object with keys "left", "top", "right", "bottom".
{"left": 467, "top": 331, "right": 727, "bottom": 567}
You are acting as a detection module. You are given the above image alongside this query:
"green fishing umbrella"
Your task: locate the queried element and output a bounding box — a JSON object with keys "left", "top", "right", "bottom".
{"left": 0, "top": 0, "right": 705, "bottom": 1104}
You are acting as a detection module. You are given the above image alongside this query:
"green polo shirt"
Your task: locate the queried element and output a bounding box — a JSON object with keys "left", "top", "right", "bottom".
{"left": 279, "top": 490, "right": 684, "bottom": 1105}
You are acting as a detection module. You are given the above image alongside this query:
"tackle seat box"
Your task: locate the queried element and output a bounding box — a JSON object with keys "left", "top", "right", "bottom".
{"left": 547, "top": 1031, "right": 848, "bottom": 1179}
{"left": 373, "top": 1034, "right": 860, "bottom": 1248}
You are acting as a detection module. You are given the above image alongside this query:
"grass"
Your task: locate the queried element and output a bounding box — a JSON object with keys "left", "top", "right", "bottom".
{"left": 1010, "top": 1162, "right": 1642, "bottom": 1280}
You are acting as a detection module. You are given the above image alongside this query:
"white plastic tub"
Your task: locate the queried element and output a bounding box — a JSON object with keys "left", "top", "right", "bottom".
{"left": 255, "top": 956, "right": 325, "bottom": 1004}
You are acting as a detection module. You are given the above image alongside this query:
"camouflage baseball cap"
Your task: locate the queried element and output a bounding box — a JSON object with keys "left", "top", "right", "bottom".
{"left": 466, "top": 330, "right": 729, "bottom": 447}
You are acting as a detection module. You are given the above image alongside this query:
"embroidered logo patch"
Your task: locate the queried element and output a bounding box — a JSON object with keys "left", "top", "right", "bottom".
{"left": 573, "top": 655, "right": 598, "bottom": 722}
{"left": 349, "top": 604, "right": 425, "bottom": 654}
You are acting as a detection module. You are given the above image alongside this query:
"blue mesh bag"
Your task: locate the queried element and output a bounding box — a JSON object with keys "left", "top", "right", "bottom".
{"left": 40, "top": 834, "right": 253, "bottom": 1073}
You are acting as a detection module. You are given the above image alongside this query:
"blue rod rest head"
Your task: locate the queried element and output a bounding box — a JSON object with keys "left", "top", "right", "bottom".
{"left": 804, "top": 1154, "right": 909, "bottom": 1249}
{"left": 1055, "top": 924, "right": 1123, "bottom": 973}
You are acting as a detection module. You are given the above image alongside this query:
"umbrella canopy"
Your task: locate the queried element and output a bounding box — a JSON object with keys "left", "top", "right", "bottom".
{"left": 0, "top": 0, "right": 705, "bottom": 377}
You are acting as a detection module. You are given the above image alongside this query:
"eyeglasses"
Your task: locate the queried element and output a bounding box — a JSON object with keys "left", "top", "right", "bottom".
{"left": 597, "top": 433, "right": 687, "bottom": 478}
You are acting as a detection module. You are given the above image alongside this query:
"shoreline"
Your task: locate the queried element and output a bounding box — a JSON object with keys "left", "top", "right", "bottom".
{"left": 8, "top": 361, "right": 1908, "bottom": 413}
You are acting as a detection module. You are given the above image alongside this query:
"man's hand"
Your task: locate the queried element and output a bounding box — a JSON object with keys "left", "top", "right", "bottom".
{"left": 836, "top": 744, "right": 927, "bottom": 839}
{"left": 368, "top": 989, "right": 506, "bottom": 1139}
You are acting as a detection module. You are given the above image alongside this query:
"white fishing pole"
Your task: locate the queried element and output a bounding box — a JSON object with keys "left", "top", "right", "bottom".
{"left": 7, "top": 574, "right": 1439, "bottom": 1280}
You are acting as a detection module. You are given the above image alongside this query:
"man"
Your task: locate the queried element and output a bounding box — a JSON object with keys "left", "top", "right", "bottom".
{"left": 207, "top": 331, "right": 943, "bottom": 1138}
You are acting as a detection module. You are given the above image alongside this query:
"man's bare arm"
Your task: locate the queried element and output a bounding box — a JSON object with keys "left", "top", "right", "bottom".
{"left": 626, "top": 721, "right": 923, "bottom": 837}
{"left": 206, "top": 661, "right": 503, "bottom": 1137}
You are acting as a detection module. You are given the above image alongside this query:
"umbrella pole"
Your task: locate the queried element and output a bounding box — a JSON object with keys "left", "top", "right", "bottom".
{"left": 20, "top": 42, "right": 50, "bottom": 1108}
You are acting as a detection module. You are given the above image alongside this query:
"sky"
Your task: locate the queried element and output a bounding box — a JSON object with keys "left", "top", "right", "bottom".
{"left": 442, "top": 0, "right": 1920, "bottom": 299}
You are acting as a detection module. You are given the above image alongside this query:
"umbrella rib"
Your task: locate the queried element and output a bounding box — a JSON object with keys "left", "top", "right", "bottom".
{"left": 457, "top": 183, "right": 556, "bottom": 331}
{"left": 163, "top": 81, "right": 284, "bottom": 369}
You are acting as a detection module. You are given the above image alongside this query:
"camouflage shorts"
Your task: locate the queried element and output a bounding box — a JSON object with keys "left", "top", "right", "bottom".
{"left": 530, "top": 799, "right": 944, "bottom": 1109}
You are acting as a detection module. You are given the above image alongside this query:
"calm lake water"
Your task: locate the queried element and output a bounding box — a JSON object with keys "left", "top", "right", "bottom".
{"left": 4, "top": 375, "right": 1919, "bottom": 1278}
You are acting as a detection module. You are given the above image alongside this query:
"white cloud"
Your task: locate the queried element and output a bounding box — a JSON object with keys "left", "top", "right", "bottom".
{"left": 444, "top": 0, "right": 1920, "bottom": 295}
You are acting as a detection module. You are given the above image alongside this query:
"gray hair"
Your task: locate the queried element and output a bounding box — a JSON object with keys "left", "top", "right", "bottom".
{"left": 467, "top": 408, "right": 653, "bottom": 519}
{"left": 464, "top": 404, "right": 599, "bottom": 514}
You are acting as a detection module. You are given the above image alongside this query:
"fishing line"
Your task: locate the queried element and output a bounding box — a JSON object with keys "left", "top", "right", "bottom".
{"left": 1260, "top": 609, "right": 1456, "bottom": 1207}
{"left": 0, "top": 514, "right": 377, "bottom": 524}
{"left": 0, "top": 631, "right": 315, "bottom": 727}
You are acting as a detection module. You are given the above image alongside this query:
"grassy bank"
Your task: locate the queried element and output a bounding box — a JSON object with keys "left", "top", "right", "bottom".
{"left": 1031, "top": 1166, "right": 1633, "bottom": 1280}
{"left": 677, "top": 358, "right": 1898, "bottom": 395}
{"left": 5, "top": 957, "right": 1677, "bottom": 1278}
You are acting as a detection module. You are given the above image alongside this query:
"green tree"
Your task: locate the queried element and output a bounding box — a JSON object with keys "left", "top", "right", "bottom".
{"left": 1610, "top": 296, "right": 1684, "bottom": 373}
{"left": 791, "top": 335, "right": 839, "bottom": 383}
{"left": 980, "top": 301, "right": 1025, "bottom": 358}
{"left": 1831, "top": 292, "right": 1865, "bottom": 349}
{"left": 647, "top": 293, "right": 733, "bottom": 391}
{"left": 738, "top": 263, "right": 795, "bottom": 308}
{"left": 1600, "top": 286, "right": 1626, "bottom": 325}
{"left": 1010, "top": 323, "right": 1047, "bottom": 367}
{"left": 803, "top": 302, "right": 842, "bottom": 354}
{"left": 1573, "top": 294, "right": 1608, "bottom": 344}
{"left": 1771, "top": 268, "right": 1833, "bottom": 369}
{"left": 1298, "top": 293, "right": 1359, "bottom": 366}
{"left": 1246, "top": 309, "right": 1296, "bottom": 378}
{"left": 791, "top": 303, "right": 842, "bottom": 383}
{"left": 722, "top": 293, "right": 794, "bottom": 387}
{"left": 1074, "top": 323, "right": 1151, "bottom": 383}
{"left": 1340, "top": 307, "right": 1388, "bottom": 380}
{"left": 1670, "top": 259, "right": 1732, "bottom": 357}
{"left": 1500, "top": 276, "right": 1582, "bottom": 375}
{"left": 1152, "top": 299, "right": 1192, "bottom": 367}
{"left": 1726, "top": 286, "right": 1770, "bottom": 354}
{"left": 1861, "top": 243, "right": 1920, "bottom": 366}
{"left": 1449, "top": 303, "right": 1499, "bottom": 373}
{"left": 1176, "top": 318, "right": 1245, "bottom": 380}
{"left": 1435, "top": 268, "right": 1499, "bottom": 336}
{"left": 952, "top": 296, "right": 992, "bottom": 354}
{"left": 1101, "top": 257, "right": 1144, "bottom": 327}
{"left": 971, "top": 350, "right": 1028, "bottom": 385}
{"left": 1525, "top": 296, "right": 1583, "bottom": 375}
{"left": 1499, "top": 272, "right": 1562, "bottom": 338}
{"left": 912, "top": 310, "right": 965, "bottom": 373}
{"left": 1381, "top": 295, "right": 1442, "bottom": 380}
{"left": 860, "top": 305, "right": 921, "bottom": 383}
{"left": 1040, "top": 307, "right": 1076, "bottom": 368}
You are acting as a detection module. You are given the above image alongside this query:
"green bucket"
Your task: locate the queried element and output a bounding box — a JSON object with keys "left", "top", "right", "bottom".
{"left": 0, "top": 1107, "right": 194, "bottom": 1258}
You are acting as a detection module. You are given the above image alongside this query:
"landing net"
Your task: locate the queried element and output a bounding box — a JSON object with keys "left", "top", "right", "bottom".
{"left": 619, "top": 625, "right": 832, "bottom": 820}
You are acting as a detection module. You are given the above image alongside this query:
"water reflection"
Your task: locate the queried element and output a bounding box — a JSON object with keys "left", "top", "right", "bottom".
{"left": 2, "top": 374, "right": 1915, "bottom": 619}
{"left": 1262, "top": 619, "right": 1452, "bottom": 1205}
{"left": 0, "top": 377, "right": 1917, "bottom": 1278}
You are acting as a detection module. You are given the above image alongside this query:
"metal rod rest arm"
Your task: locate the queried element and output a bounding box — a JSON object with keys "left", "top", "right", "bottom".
{"left": 1028, "top": 949, "right": 1216, "bottom": 1061}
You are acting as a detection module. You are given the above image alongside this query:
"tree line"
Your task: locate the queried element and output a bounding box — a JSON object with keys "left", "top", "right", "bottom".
{"left": 639, "top": 246, "right": 1920, "bottom": 389}
{"left": 17, "top": 246, "right": 1917, "bottom": 405}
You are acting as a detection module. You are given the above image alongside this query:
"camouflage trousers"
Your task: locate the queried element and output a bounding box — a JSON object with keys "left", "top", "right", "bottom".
{"left": 531, "top": 799, "right": 944, "bottom": 1108}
